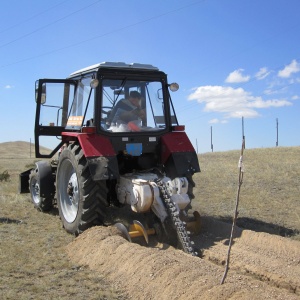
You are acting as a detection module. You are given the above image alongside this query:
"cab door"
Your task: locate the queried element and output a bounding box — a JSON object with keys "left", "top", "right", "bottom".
{"left": 34, "top": 79, "right": 77, "bottom": 158}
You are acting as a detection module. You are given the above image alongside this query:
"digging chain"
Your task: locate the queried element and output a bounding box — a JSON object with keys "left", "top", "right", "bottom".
{"left": 155, "top": 178, "right": 197, "bottom": 256}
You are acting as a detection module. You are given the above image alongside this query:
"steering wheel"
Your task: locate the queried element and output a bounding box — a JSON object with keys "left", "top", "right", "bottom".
{"left": 101, "top": 106, "right": 112, "bottom": 116}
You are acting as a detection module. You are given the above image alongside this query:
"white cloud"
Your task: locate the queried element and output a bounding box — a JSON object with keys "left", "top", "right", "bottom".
{"left": 247, "top": 98, "right": 291, "bottom": 108}
{"left": 209, "top": 118, "right": 228, "bottom": 124}
{"left": 188, "top": 85, "right": 292, "bottom": 119}
{"left": 4, "top": 85, "right": 13, "bottom": 89}
{"left": 209, "top": 118, "right": 219, "bottom": 124}
{"left": 263, "top": 89, "right": 274, "bottom": 95}
{"left": 278, "top": 59, "right": 300, "bottom": 78}
{"left": 225, "top": 69, "right": 250, "bottom": 83}
{"left": 263, "top": 76, "right": 289, "bottom": 95}
{"left": 291, "top": 95, "right": 299, "bottom": 100}
{"left": 255, "top": 67, "right": 271, "bottom": 80}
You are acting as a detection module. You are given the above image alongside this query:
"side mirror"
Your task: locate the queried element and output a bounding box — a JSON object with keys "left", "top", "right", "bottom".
{"left": 35, "top": 81, "right": 46, "bottom": 104}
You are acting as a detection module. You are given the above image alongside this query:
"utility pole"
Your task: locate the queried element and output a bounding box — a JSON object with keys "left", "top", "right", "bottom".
{"left": 276, "top": 118, "right": 279, "bottom": 147}
{"left": 242, "top": 117, "right": 245, "bottom": 149}
{"left": 210, "top": 126, "right": 213, "bottom": 152}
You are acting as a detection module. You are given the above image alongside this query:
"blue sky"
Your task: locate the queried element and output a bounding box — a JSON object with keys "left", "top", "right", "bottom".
{"left": 1, "top": 0, "right": 300, "bottom": 153}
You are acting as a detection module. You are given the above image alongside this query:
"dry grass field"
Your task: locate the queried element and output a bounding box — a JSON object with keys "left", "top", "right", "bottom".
{"left": 193, "top": 146, "right": 300, "bottom": 238}
{"left": 0, "top": 142, "right": 122, "bottom": 300}
{"left": 0, "top": 141, "right": 299, "bottom": 299}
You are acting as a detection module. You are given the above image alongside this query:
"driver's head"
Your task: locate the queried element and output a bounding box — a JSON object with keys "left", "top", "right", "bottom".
{"left": 128, "top": 91, "right": 141, "bottom": 107}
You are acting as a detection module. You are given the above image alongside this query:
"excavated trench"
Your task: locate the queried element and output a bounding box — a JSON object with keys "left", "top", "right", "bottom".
{"left": 66, "top": 216, "right": 300, "bottom": 300}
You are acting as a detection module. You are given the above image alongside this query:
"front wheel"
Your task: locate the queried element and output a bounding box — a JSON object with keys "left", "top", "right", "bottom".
{"left": 56, "top": 143, "right": 108, "bottom": 235}
{"left": 29, "top": 169, "right": 53, "bottom": 211}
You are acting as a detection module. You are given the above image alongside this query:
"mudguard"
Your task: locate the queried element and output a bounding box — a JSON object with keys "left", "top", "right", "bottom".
{"left": 161, "top": 132, "right": 200, "bottom": 178}
{"left": 34, "top": 161, "right": 55, "bottom": 199}
{"left": 19, "top": 161, "right": 55, "bottom": 196}
{"left": 19, "top": 169, "right": 32, "bottom": 193}
{"left": 62, "top": 132, "right": 119, "bottom": 180}
{"left": 164, "top": 152, "right": 200, "bottom": 178}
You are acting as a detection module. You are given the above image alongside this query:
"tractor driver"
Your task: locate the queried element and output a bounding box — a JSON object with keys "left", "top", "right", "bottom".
{"left": 108, "top": 91, "right": 146, "bottom": 125}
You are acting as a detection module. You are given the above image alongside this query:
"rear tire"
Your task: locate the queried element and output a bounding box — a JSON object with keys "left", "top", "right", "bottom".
{"left": 56, "top": 143, "right": 108, "bottom": 235}
{"left": 29, "top": 169, "right": 53, "bottom": 211}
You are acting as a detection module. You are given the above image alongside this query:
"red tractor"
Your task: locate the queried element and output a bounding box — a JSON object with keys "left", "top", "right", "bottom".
{"left": 20, "top": 62, "right": 200, "bottom": 254}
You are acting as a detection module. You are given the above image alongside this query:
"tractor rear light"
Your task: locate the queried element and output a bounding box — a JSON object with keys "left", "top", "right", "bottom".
{"left": 172, "top": 125, "right": 185, "bottom": 131}
{"left": 168, "top": 82, "right": 179, "bottom": 92}
{"left": 81, "top": 126, "right": 96, "bottom": 134}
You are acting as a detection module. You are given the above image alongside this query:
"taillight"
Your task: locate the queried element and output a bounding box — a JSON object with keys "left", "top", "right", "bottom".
{"left": 172, "top": 125, "right": 185, "bottom": 131}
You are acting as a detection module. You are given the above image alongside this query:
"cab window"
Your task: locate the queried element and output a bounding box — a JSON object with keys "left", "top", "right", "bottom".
{"left": 101, "top": 79, "right": 166, "bottom": 132}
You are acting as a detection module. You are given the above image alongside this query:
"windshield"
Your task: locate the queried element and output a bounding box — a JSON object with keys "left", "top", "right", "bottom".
{"left": 101, "top": 78, "right": 174, "bottom": 132}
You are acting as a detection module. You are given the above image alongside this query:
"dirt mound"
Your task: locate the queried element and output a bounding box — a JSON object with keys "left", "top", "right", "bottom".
{"left": 67, "top": 218, "right": 300, "bottom": 299}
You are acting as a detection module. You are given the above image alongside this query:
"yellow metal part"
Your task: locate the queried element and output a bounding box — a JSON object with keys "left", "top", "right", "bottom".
{"left": 128, "top": 220, "right": 156, "bottom": 244}
{"left": 186, "top": 211, "right": 201, "bottom": 235}
{"left": 116, "top": 211, "right": 200, "bottom": 246}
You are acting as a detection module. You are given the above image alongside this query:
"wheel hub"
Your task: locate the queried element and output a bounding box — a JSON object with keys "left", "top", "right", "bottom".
{"left": 58, "top": 159, "right": 80, "bottom": 223}
{"left": 33, "top": 182, "right": 40, "bottom": 195}
{"left": 67, "top": 182, "right": 74, "bottom": 196}
{"left": 68, "top": 173, "right": 79, "bottom": 206}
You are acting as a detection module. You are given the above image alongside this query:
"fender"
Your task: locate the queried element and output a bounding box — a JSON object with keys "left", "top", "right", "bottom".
{"left": 35, "top": 161, "right": 55, "bottom": 198}
{"left": 61, "top": 132, "right": 119, "bottom": 180}
{"left": 19, "top": 169, "right": 32, "bottom": 193}
{"left": 62, "top": 132, "right": 116, "bottom": 157}
{"left": 161, "top": 132, "right": 200, "bottom": 178}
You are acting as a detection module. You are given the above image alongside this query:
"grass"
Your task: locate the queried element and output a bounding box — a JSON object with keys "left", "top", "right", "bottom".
{"left": 0, "top": 143, "right": 124, "bottom": 300}
{"left": 0, "top": 141, "right": 300, "bottom": 298}
{"left": 192, "top": 146, "right": 300, "bottom": 238}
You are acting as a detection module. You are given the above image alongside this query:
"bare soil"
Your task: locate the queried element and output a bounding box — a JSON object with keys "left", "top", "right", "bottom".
{"left": 67, "top": 217, "right": 300, "bottom": 299}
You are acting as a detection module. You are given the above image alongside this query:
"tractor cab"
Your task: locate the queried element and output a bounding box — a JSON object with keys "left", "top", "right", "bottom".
{"left": 34, "top": 62, "right": 180, "bottom": 159}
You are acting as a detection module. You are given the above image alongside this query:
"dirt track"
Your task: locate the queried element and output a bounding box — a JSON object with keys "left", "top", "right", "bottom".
{"left": 67, "top": 217, "right": 300, "bottom": 299}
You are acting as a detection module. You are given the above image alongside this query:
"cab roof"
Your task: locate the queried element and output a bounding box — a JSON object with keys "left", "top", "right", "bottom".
{"left": 69, "top": 62, "right": 159, "bottom": 77}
